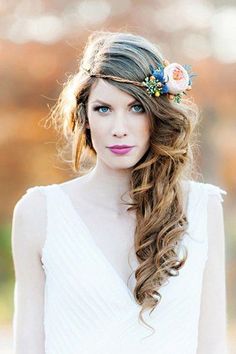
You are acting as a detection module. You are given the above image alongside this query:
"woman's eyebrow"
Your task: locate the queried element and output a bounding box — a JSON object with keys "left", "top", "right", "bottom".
{"left": 91, "top": 99, "right": 140, "bottom": 106}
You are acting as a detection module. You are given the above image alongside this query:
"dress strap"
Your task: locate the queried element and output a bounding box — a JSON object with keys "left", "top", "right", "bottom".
{"left": 186, "top": 181, "right": 227, "bottom": 244}
{"left": 25, "top": 185, "right": 44, "bottom": 192}
{"left": 24, "top": 184, "right": 65, "bottom": 269}
{"left": 25, "top": 183, "right": 61, "bottom": 206}
{"left": 204, "top": 183, "right": 227, "bottom": 202}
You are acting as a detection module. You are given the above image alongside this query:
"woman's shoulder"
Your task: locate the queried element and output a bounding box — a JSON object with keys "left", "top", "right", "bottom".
{"left": 12, "top": 185, "right": 49, "bottom": 258}
{"left": 16, "top": 175, "right": 85, "bottom": 207}
{"left": 181, "top": 179, "right": 227, "bottom": 246}
{"left": 14, "top": 184, "right": 48, "bottom": 216}
{"left": 12, "top": 179, "right": 66, "bottom": 236}
{"left": 187, "top": 179, "right": 227, "bottom": 235}
{"left": 189, "top": 179, "right": 227, "bottom": 203}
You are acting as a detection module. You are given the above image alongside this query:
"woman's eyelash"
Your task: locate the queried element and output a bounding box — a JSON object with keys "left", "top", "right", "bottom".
{"left": 133, "top": 105, "right": 145, "bottom": 113}
{"left": 93, "top": 106, "right": 109, "bottom": 112}
{"left": 92, "top": 104, "right": 145, "bottom": 113}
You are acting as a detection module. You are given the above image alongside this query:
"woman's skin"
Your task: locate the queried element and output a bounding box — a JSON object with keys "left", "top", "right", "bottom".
{"left": 56, "top": 78, "right": 154, "bottom": 287}
{"left": 83, "top": 78, "right": 151, "bottom": 216}
{"left": 11, "top": 79, "right": 227, "bottom": 353}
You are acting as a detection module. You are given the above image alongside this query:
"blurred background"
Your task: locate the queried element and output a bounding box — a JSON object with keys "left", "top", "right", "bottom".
{"left": 0, "top": 0, "right": 236, "bottom": 353}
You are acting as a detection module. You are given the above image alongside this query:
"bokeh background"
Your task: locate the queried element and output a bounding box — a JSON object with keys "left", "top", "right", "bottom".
{"left": 0, "top": 0, "right": 236, "bottom": 353}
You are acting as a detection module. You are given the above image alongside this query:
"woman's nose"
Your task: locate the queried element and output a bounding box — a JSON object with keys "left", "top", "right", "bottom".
{"left": 111, "top": 115, "right": 128, "bottom": 137}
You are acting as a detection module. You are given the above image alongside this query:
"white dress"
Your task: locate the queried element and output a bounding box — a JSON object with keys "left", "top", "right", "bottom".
{"left": 24, "top": 179, "right": 227, "bottom": 354}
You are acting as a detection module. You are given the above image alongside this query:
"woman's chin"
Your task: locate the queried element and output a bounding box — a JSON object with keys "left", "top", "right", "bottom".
{"left": 104, "top": 156, "right": 142, "bottom": 170}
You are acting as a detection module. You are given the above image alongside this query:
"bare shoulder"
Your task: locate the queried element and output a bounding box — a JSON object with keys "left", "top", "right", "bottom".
{"left": 12, "top": 186, "right": 47, "bottom": 259}
{"left": 59, "top": 174, "right": 88, "bottom": 193}
{"left": 58, "top": 174, "right": 91, "bottom": 206}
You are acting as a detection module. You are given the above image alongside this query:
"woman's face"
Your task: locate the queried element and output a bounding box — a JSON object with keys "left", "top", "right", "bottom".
{"left": 86, "top": 79, "right": 151, "bottom": 170}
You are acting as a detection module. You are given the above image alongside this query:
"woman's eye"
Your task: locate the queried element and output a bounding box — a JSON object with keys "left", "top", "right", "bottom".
{"left": 132, "top": 104, "right": 144, "bottom": 113}
{"left": 93, "top": 104, "right": 144, "bottom": 114}
{"left": 93, "top": 106, "right": 109, "bottom": 113}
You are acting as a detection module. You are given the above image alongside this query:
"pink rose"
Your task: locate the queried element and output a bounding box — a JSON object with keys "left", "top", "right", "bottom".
{"left": 164, "top": 63, "right": 190, "bottom": 95}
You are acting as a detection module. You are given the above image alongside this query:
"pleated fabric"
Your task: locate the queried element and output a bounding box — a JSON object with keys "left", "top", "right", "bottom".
{"left": 25, "top": 179, "right": 227, "bottom": 354}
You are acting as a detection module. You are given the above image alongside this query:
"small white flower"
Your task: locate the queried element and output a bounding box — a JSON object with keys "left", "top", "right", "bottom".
{"left": 164, "top": 63, "right": 190, "bottom": 95}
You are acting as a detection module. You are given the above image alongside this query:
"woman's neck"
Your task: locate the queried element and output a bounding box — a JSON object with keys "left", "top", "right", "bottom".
{"left": 82, "top": 160, "right": 133, "bottom": 215}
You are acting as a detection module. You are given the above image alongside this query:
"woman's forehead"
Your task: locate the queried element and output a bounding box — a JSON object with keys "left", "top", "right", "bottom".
{"left": 88, "top": 79, "right": 137, "bottom": 105}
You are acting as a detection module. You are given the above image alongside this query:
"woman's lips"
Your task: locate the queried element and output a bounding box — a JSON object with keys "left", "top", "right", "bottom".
{"left": 108, "top": 146, "right": 134, "bottom": 155}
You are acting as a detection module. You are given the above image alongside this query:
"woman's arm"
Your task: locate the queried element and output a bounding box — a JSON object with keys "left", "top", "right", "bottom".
{"left": 11, "top": 189, "right": 46, "bottom": 354}
{"left": 197, "top": 193, "right": 228, "bottom": 354}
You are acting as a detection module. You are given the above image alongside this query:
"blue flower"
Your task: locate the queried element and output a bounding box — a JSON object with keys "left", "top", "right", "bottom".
{"left": 161, "top": 83, "right": 169, "bottom": 94}
{"left": 150, "top": 64, "right": 166, "bottom": 83}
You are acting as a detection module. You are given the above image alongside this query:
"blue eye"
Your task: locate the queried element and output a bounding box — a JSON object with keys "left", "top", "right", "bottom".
{"left": 132, "top": 104, "right": 144, "bottom": 113}
{"left": 93, "top": 104, "right": 145, "bottom": 114}
{"left": 93, "top": 106, "right": 109, "bottom": 113}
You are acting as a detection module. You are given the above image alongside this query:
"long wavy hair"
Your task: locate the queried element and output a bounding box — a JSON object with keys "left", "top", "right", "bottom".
{"left": 46, "top": 30, "right": 201, "bottom": 335}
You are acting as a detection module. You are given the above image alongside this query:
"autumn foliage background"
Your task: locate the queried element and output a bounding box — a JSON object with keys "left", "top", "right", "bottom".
{"left": 0, "top": 0, "right": 236, "bottom": 352}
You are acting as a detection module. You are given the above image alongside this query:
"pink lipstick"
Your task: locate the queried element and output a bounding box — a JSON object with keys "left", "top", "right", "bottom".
{"left": 108, "top": 145, "right": 134, "bottom": 155}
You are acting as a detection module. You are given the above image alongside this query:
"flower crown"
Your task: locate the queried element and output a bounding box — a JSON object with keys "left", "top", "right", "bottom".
{"left": 142, "top": 60, "right": 196, "bottom": 103}
{"left": 86, "top": 59, "right": 196, "bottom": 104}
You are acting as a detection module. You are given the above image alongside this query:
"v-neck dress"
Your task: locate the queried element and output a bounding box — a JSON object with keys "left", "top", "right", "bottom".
{"left": 24, "top": 179, "right": 227, "bottom": 354}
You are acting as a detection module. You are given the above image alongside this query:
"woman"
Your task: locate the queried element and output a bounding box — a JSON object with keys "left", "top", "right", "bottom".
{"left": 11, "top": 31, "right": 228, "bottom": 354}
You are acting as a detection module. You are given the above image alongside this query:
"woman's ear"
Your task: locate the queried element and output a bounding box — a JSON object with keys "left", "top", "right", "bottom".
{"left": 85, "top": 121, "right": 90, "bottom": 129}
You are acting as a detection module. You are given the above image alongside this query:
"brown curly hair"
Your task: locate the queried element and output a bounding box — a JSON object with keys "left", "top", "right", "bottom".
{"left": 45, "top": 30, "right": 201, "bottom": 335}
